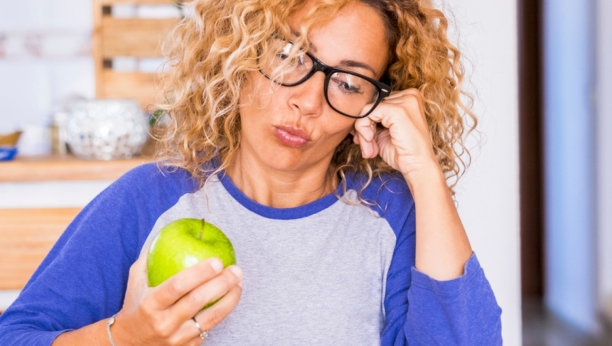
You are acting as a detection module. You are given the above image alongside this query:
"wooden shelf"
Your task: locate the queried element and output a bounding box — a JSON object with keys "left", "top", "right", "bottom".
{"left": 0, "top": 154, "right": 154, "bottom": 182}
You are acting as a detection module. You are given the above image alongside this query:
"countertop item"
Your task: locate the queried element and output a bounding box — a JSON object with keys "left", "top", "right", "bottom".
{"left": 66, "top": 99, "right": 149, "bottom": 160}
{"left": 0, "top": 147, "right": 17, "bottom": 161}
{"left": 51, "top": 112, "right": 70, "bottom": 156}
{"left": 0, "top": 131, "right": 22, "bottom": 161}
{"left": 16, "top": 125, "right": 52, "bottom": 157}
{"left": 0, "top": 131, "right": 22, "bottom": 146}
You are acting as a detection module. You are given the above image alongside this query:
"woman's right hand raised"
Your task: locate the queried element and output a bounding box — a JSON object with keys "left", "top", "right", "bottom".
{"left": 111, "top": 240, "right": 243, "bottom": 346}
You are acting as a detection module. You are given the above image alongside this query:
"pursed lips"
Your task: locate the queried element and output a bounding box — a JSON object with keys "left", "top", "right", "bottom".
{"left": 274, "top": 125, "right": 312, "bottom": 141}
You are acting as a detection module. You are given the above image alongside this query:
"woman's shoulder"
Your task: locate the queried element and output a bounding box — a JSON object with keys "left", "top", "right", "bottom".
{"left": 113, "top": 162, "right": 200, "bottom": 197}
{"left": 345, "top": 170, "right": 415, "bottom": 221}
{"left": 347, "top": 170, "right": 412, "bottom": 200}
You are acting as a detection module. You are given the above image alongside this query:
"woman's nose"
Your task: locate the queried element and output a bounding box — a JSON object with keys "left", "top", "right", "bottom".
{"left": 287, "top": 72, "right": 327, "bottom": 117}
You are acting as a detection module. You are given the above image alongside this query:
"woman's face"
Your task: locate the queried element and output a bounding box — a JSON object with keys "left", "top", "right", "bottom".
{"left": 239, "top": 1, "right": 389, "bottom": 173}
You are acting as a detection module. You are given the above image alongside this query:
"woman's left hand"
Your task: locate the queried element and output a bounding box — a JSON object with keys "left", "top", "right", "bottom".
{"left": 351, "top": 88, "right": 438, "bottom": 180}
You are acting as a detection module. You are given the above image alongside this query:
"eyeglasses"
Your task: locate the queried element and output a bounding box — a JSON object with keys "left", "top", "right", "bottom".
{"left": 258, "top": 36, "right": 392, "bottom": 119}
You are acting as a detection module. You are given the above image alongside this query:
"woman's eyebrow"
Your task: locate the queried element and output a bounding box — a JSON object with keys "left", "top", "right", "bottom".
{"left": 339, "top": 60, "right": 376, "bottom": 76}
{"left": 290, "top": 29, "right": 377, "bottom": 76}
{"left": 290, "top": 29, "right": 318, "bottom": 52}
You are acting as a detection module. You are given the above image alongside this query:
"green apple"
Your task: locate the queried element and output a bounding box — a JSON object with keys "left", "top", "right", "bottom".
{"left": 147, "top": 218, "right": 236, "bottom": 309}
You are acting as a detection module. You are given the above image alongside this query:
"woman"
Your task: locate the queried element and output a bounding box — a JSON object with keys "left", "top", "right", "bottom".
{"left": 0, "top": 0, "right": 502, "bottom": 345}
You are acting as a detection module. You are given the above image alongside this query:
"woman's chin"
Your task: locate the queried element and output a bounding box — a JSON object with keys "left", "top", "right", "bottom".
{"left": 258, "top": 147, "right": 311, "bottom": 172}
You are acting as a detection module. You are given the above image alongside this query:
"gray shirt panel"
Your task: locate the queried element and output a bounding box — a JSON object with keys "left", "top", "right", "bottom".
{"left": 142, "top": 175, "right": 397, "bottom": 345}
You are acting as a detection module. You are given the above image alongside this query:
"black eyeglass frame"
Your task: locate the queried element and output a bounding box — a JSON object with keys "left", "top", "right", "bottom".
{"left": 258, "top": 37, "right": 392, "bottom": 119}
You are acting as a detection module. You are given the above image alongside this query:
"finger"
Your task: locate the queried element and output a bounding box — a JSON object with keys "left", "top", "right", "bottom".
{"left": 383, "top": 98, "right": 413, "bottom": 104}
{"left": 354, "top": 115, "right": 376, "bottom": 142}
{"left": 358, "top": 133, "right": 369, "bottom": 158}
{"left": 170, "top": 265, "right": 243, "bottom": 321}
{"left": 350, "top": 128, "right": 360, "bottom": 144}
{"left": 359, "top": 102, "right": 375, "bottom": 117}
{"left": 134, "top": 238, "right": 154, "bottom": 271}
{"left": 384, "top": 88, "right": 420, "bottom": 100}
{"left": 194, "top": 284, "right": 243, "bottom": 331}
{"left": 368, "top": 134, "right": 380, "bottom": 159}
{"left": 169, "top": 317, "right": 208, "bottom": 346}
{"left": 363, "top": 103, "right": 408, "bottom": 132}
{"left": 389, "top": 90, "right": 427, "bottom": 124}
{"left": 354, "top": 101, "right": 382, "bottom": 143}
{"left": 382, "top": 91, "right": 406, "bottom": 101}
{"left": 148, "top": 257, "right": 224, "bottom": 309}
{"left": 186, "top": 337, "right": 207, "bottom": 346}
{"left": 384, "top": 97, "right": 427, "bottom": 128}
{"left": 380, "top": 90, "right": 426, "bottom": 124}
{"left": 127, "top": 238, "right": 156, "bottom": 292}
{"left": 189, "top": 338, "right": 206, "bottom": 346}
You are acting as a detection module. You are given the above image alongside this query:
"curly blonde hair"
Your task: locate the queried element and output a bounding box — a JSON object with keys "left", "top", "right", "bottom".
{"left": 155, "top": 0, "right": 476, "bottom": 204}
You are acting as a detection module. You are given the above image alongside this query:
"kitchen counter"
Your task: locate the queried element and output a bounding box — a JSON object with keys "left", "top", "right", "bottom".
{"left": 0, "top": 154, "right": 154, "bottom": 182}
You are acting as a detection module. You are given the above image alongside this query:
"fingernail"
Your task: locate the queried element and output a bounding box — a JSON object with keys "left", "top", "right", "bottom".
{"left": 210, "top": 259, "right": 223, "bottom": 273}
{"left": 229, "top": 266, "right": 243, "bottom": 279}
{"left": 238, "top": 281, "right": 243, "bottom": 288}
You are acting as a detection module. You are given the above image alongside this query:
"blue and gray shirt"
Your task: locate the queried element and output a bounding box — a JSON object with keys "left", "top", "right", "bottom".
{"left": 0, "top": 160, "right": 502, "bottom": 345}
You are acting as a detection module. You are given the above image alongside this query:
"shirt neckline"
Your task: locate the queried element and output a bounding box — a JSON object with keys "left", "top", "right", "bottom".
{"left": 217, "top": 169, "right": 345, "bottom": 220}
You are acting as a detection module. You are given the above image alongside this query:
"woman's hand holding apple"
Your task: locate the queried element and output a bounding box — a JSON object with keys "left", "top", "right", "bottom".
{"left": 110, "top": 242, "right": 243, "bottom": 346}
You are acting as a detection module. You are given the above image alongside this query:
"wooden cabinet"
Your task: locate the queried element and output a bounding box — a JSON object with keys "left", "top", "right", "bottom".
{"left": 0, "top": 155, "right": 153, "bottom": 309}
{"left": 93, "top": 0, "right": 178, "bottom": 110}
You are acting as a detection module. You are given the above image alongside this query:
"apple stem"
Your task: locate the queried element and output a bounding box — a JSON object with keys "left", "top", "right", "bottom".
{"left": 199, "top": 218, "right": 205, "bottom": 240}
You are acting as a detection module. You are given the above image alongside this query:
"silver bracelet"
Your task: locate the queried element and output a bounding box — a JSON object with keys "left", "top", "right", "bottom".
{"left": 107, "top": 313, "right": 119, "bottom": 346}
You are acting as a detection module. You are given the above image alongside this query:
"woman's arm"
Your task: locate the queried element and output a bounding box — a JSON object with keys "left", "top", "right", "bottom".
{"left": 0, "top": 172, "right": 140, "bottom": 346}
{"left": 51, "top": 320, "right": 109, "bottom": 346}
{"left": 51, "top": 252, "right": 243, "bottom": 346}
{"left": 405, "top": 162, "right": 472, "bottom": 280}
{"left": 370, "top": 177, "right": 501, "bottom": 346}
{"left": 0, "top": 164, "right": 242, "bottom": 346}
{"left": 353, "top": 88, "right": 472, "bottom": 280}
{"left": 353, "top": 89, "right": 501, "bottom": 345}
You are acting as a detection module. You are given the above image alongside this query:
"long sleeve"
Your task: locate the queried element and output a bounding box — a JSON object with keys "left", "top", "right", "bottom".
{"left": 0, "top": 164, "right": 192, "bottom": 346}
{"left": 380, "top": 203, "right": 503, "bottom": 345}
{"left": 0, "top": 179, "right": 141, "bottom": 345}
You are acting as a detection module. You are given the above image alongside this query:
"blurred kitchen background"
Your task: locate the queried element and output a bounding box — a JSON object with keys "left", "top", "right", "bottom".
{"left": 0, "top": 0, "right": 611, "bottom": 345}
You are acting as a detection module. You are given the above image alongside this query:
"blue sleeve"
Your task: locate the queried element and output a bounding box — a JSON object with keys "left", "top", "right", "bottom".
{"left": 0, "top": 164, "right": 193, "bottom": 346}
{"left": 365, "top": 174, "right": 502, "bottom": 346}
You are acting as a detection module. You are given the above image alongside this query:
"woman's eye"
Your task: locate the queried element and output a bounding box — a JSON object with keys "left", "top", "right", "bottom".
{"left": 333, "top": 78, "right": 362, "bottom": 94}
{"left": 275, "top": 53, "right": 306, "bottom": 68}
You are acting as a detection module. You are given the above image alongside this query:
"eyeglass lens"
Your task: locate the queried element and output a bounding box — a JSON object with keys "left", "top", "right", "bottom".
{"left": 259, "top": 38, "right": 380, "bottom": 117}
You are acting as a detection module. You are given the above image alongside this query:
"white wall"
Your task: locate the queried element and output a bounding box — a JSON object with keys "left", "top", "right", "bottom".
{"left": 0, "top": 0, "right": 95, "bottom": 135}
{"left": 444, "top": 0, "right": 522, "bottom": 345}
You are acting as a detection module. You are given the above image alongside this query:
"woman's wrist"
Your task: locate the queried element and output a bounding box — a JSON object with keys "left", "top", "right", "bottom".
{"left": 51, "top": 318, "right": 113, "bottom": 346}
{"left": 402, "top": 159, "right": 473, "bottom": 281}
{"left": 107, "top": 311, "right": 133, "bottom": 346}
{"left": 107, "top": 314, "right": 119, "bottom": 346}
{"left": 403, "top": 160, "right": 446, "bottom": 197}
